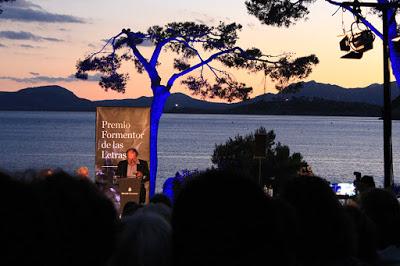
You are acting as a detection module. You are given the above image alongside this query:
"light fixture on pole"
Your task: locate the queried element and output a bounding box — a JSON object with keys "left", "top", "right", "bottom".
{"left": 340, "top": 22, "right": 375, "bottom": 59}
{"left": 337, "top": 0, "right": 400, "bottom": 189}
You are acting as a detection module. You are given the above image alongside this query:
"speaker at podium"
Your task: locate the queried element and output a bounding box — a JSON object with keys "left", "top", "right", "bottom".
{"left": 118, "top": 178, "right": 141, "bottom": 212}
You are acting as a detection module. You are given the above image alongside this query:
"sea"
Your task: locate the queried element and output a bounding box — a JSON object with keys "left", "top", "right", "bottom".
{"left": 1, "top": 111, "right": 400, "bottom": 192}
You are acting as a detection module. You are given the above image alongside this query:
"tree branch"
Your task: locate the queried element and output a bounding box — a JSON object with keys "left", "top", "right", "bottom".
{"left": 166, "top": 47, "right": 245, "bottom": 88}
{"left": 149, "top": 37, "right": 175, "bottom": 67}
{"left": 126, "top": 32, "right": 160, "bottom": 84}
{"left": 172, "top": 38, "right": 223, "bottom": 79}
{"left": 149, "top": 31, "right": 212, "bottom": 67}
{"left": 89, "top": 32, "right": 124, "bottom": 59}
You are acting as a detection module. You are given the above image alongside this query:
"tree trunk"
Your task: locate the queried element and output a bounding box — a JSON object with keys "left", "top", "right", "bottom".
{"left": 386, "top": 6, "right": 400, "bottom": 87}
{"left": 149, "top": 85, "right": 170, "bottom": 197}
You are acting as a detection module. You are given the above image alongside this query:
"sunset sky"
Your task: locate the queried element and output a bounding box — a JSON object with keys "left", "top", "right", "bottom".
{"left": 0, "top": 0, "right": 388, "bottom": 101}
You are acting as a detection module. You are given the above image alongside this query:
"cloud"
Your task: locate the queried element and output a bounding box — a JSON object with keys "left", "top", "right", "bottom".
{"left": 0, "top": 75, "right": 75, "bottom": 83}
{"left": 19, "top": 44, "right": 42, "bottom": 49}
{"left": 0, "top": 31, "right": 63, "bottom": 42}
{"left": 6, "top": 0, "right": 41, "bottom": 10}
{"left": 188, "top": 11, "right": 216, "bottom": 25}
{"left": 0, "top": 43, "right": 6, "bottom": 48}
{"left": 0, "top": 0, "right": 85, "bottom": 23}
{"left": 0, "top": 73, "right": 103, "bottom": 83}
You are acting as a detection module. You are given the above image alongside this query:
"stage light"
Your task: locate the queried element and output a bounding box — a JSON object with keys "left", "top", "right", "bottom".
{"left": 340, "top": 36, "right": 351, "bottom": 51}
{"left": 351, "top": 30, "right": 374, "bottom": 53}
{"left": 339, "top": 22, "right": 375, "bottom": 59}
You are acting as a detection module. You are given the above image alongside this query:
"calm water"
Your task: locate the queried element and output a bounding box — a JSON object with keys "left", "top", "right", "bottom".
{"left": 1, "top": 111, "right": 400, "bottom": 191}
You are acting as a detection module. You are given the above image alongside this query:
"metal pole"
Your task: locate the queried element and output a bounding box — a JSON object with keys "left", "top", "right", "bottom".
{"left": 382, "top": 9, "right": 394, "bottom": 189}
{"left": 339, "top": 1, "right": 396, "bottom": 188}
{"left": 258, "top": 158, "right": 262, "bottom": 186}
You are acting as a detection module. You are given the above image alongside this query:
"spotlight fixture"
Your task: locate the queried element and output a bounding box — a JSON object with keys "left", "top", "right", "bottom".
{"left": 351, "top": 30, "right": 374, "bottom": 52}
{"left": 340, "top": 36, "right": 351, "bottom": 52}
{"left": 340, "top": 22, "right": 375, "bottom": 59}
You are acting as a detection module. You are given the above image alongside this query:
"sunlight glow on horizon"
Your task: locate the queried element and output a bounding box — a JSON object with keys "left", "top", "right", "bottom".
{"left": 0, "top": 0, "right": 392, "bottom": 101}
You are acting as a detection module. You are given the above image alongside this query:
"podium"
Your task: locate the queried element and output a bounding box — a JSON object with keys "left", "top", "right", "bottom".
{"left": 118, "top": 178, "right": 141, "bottom": 212}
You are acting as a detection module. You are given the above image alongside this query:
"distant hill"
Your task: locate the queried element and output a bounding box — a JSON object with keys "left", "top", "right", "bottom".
{"left": 95, "top": 93, "right": 229, "bottom": 111}
{"left": 271, "top": 80, "right": 400, "bottom": 106}
{"left": 0, "top": 85, "right": 229, "bottom": 112}
{"left": 228, "top": 97, "right": 382, "bottom": 117}
{"left": 0, "top": 85, "right": 93, "bottom": 111}
{"left": 0, "top": 82, "right": 396, "bottom": 117}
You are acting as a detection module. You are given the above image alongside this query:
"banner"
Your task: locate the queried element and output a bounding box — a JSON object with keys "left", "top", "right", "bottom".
{"left": 95, "top": 107, "right": 151, "bottom": 198}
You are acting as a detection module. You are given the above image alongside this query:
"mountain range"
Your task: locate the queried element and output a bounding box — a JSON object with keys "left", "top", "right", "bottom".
{"left": 0, "top": 81, "right": 399, "bottom": 116}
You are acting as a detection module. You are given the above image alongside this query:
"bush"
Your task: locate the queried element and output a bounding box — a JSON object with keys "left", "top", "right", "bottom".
{"left": 211, "top": 127, "right": 305, "bottom": 191}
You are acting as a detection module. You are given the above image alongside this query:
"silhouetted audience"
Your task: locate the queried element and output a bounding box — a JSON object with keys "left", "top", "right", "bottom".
{"left": 34, "top": 171, "right": 118, "bottom": 266}
{"left": 281, "top": 176, "right": 358, "bottom": 266}
{"left": 150, "top": 193, "right": 172, "bottom": 208}
{"left": 3, "top": 167, "right": 400, "bottom": 266}
{"left": 172, "top": 169, "right": 297, "bottom": 266}
{"left": 110, "top": 211, "right": 172, "bottom": 266}
{"left": 360, "top": 189, "right": 400, "bottom": 265}
{"left": 138, "top": 202, "right": 172, "bottom": 222}
{"left": 1, "top": 171, "right": 43, "bottom": 266}
{"left": 355, "top": 175, "right": 376, "bottom": 195}
{"left": 344, "top": 206, "right": 379, "bottom": 265}
{"left": 121, "top": 201, "right": 142, "bottom": 218}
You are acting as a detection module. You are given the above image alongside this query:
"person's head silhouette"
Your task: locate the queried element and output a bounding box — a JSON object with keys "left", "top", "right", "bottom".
{"left": 172, "top": 169, "right": 296, "bottom": 266}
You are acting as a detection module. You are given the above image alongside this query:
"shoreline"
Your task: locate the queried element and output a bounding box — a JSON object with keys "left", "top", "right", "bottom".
{"left": 0, "top": 109, "right": 383, "bottom": 119}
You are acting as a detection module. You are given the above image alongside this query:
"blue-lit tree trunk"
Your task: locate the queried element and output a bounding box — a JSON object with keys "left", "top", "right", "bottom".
{"left": 149, "top": 85, "right": 170, "bottom": 196}
{"left": 383, "top": 1, "right": 400, "bottom": 85}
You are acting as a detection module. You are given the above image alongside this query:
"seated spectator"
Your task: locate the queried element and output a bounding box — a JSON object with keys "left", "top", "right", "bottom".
{"left": 1, "top": 171, "right": 43, "bottom": 266}
{"left": 172, "top": 169, "right": 297, "bottom": 266}
{"left": 281, "top": 176, "right": 358, "bottom": 266}
{"left": 32, "top": 171, "right": 118, "bottom": 266}
{"left": 150, "top": 193, "right": 172, "bottom": 208}
{"left": 75, "top": 166, "right": 90, "bottom": 180}
{"left": 121, "top": 201, "right": 142, "bottom": 218}
{"left": 110, "top": 212, "right": 172, "bottom": 266}
{"left": 344, "top": 206, "right": 379, "bottom": 266}
{"left": 360, "top": 189, "right": 400, "bottom": 265}
{"left": 355, "top": 175, "right": 376, "bottom": 195}
{"left": 137, "top": 202, "right": 172, "bottom": 222}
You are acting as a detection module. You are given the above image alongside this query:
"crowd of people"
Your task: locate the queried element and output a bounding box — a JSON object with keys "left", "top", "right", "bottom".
{"left": 2, "top": 167, "right": 400, "bottom": 266}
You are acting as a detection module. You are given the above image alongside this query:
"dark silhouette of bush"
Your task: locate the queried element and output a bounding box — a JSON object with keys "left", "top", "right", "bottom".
{"left": 212, "top": 127, "right": 304, "bottom": 189}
